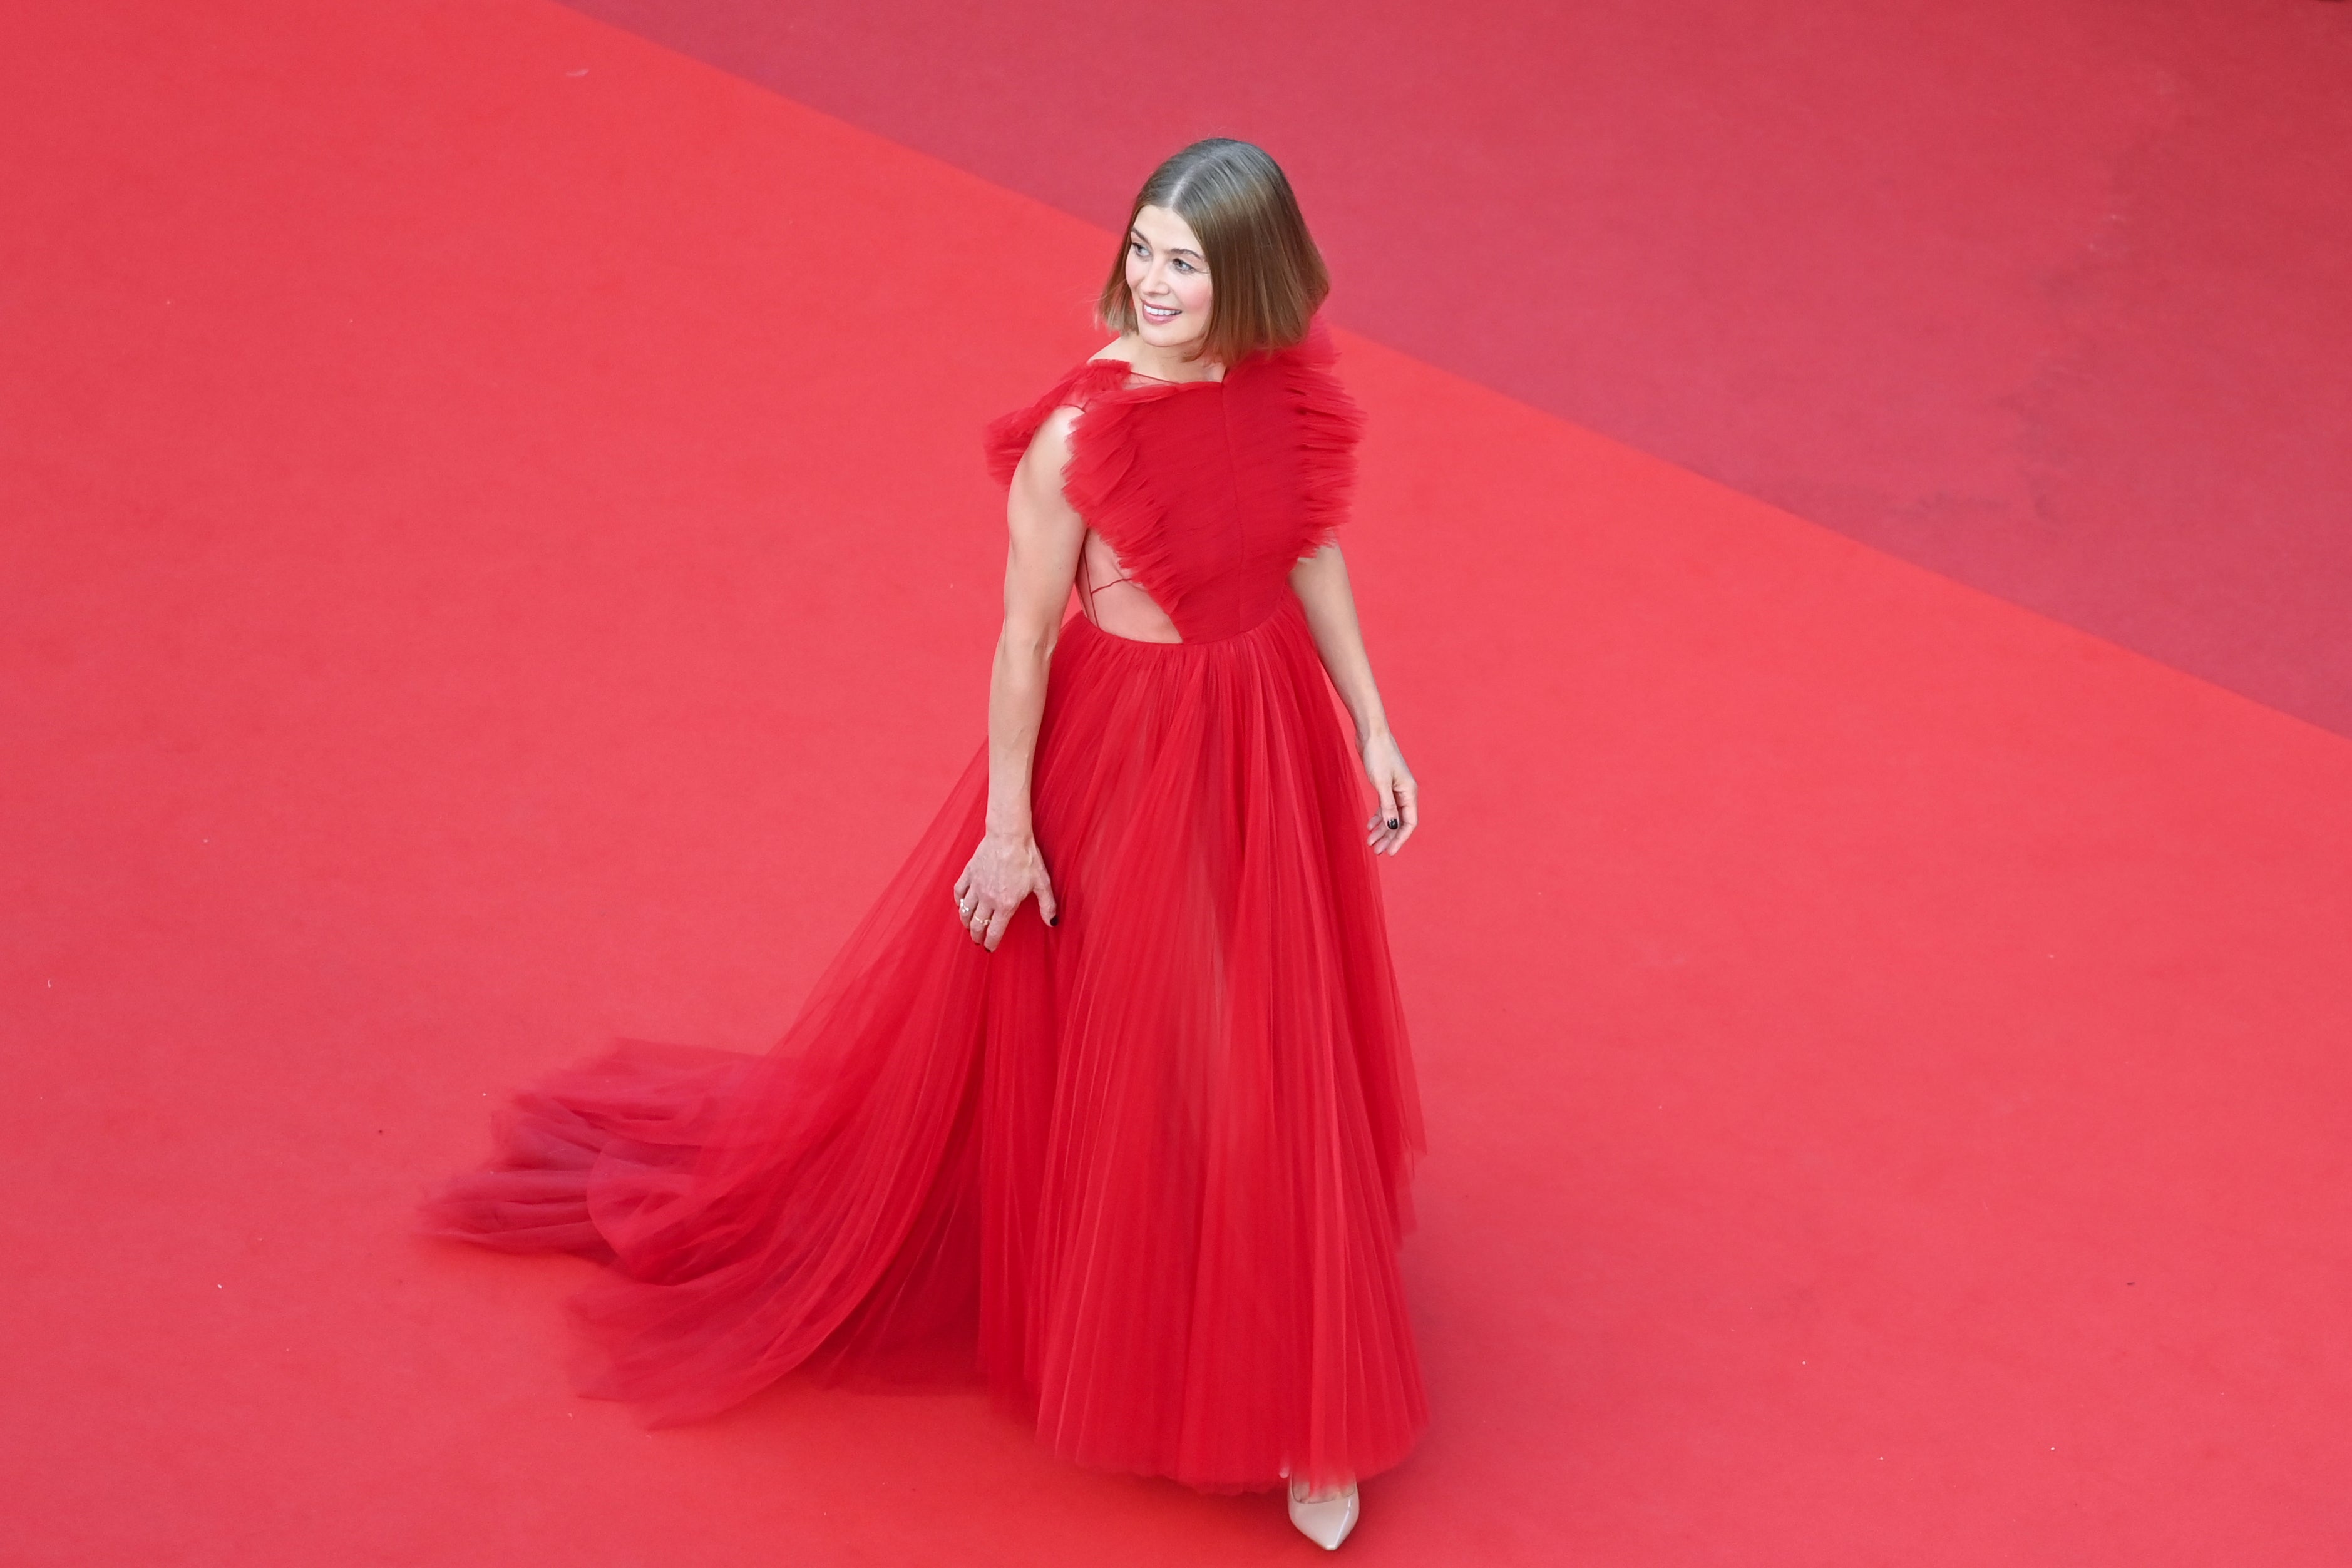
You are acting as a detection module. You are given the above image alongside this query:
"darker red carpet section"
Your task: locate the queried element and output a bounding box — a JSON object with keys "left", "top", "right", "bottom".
{"left": 564, "top": 0, "right": 2352, "bottom": 739}
{"left": 5, "top": 3, "right": 2350, "bottom": 1565}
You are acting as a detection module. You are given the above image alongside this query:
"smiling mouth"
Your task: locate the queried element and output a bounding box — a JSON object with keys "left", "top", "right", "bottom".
{"left": 1140, "top": 301, "right": 1180, "bottom": 322}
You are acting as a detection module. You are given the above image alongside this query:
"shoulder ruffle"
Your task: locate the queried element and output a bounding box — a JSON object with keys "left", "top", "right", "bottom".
{"left": 1276, "top": 318, "right": 1367, "bottom": 553}
{"left": 982, "top": 359, "right": 1132, "bottom": 486}
{"left": 1058, "top": 378, "right": 1185, "bottom": 614}
{"left": 980, "top": 354, "right": 1194, "bottom": 615}
{"left": 983, "top": 359, "right": 1185, "bottom": 611}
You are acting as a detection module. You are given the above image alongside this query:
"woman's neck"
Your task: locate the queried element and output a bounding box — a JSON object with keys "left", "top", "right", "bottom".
{"left": 1124, "top": 335, "right": 1225, "bottom": 384}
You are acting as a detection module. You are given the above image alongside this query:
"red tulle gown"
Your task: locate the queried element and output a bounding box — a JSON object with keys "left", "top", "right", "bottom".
{"left": 422, "top": 318, "right": 1427, "bottom": 1493}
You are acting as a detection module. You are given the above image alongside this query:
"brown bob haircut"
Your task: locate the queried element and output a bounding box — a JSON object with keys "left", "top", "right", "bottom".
{"left": 1097, "top": 138, "right": 1330, "bottom": 364}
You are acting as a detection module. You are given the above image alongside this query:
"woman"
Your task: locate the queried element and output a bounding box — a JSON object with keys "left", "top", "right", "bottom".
{"left": 425, "top": 138, "right": 1425, "bottom": 1550}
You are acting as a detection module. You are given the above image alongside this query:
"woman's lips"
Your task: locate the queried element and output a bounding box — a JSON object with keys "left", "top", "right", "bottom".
{"left": 1141, "top": 301, "right": 1179, "bottom": 322}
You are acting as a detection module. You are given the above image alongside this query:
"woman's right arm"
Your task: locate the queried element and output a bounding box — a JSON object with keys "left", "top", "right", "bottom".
{"left": 953, "top": 409, "right": 1086, "bottom": 950}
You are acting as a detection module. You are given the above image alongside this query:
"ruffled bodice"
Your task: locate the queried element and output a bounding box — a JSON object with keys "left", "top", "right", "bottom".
{"left": 984, "top": 319, "right": 1365, "bottom": 642}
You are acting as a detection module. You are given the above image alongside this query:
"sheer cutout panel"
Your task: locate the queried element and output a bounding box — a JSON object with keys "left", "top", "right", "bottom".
{"left": 1076, "top": 528, "right": 1181, "bottom": 643}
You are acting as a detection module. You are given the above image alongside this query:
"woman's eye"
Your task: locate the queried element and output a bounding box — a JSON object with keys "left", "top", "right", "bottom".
{"left": 1173, "top": 259, "right": 1195, "bottom": 274}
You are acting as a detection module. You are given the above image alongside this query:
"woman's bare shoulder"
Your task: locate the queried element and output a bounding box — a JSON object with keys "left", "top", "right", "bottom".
{"left": 1086, "top": 336, "right": 1141, "bottom": 368}
{"left": 1007, "top": 405, "right": 1084, "bottom": 520}
{"left": 1017, "top": 404, "right": 1082, "bottom": 471}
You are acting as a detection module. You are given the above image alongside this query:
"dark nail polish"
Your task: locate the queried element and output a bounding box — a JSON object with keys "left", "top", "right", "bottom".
{"left": 1048, "top": 916, "right": 1059, "bottom": 926}
{"left": 1387, "top": 817, "right": 1400, "bottom": 829}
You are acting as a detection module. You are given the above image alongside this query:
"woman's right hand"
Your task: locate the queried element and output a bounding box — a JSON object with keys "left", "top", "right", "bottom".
{"left": 953, "top": 830, "right": 1059, "bottom": 951}
{"left": 1360, "top": 729, "right": 1419, "bottom": 856}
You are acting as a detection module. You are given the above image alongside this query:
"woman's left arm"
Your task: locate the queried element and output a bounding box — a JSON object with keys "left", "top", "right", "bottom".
{"left": 1291, "top": 543, "right": 1417, "bottom": 855}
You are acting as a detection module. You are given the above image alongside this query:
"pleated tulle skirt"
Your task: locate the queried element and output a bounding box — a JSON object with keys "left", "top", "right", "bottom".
{"left": 421, "top": 596, "right": 1427, "bottom": 1492}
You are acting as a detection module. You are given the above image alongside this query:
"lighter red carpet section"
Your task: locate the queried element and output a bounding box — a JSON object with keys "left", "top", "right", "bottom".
{"left": 4, "top": 3, "right": 2349, "bottom": 1565}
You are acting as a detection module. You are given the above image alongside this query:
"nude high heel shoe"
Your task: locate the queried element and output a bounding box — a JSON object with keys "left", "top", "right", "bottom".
{"left": 1287, "top": 1477, "right": 1361, "bottom": 1550}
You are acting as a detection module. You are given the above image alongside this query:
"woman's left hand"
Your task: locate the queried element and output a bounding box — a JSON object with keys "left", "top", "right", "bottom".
{"left": 953, "top": 829, "right": 1058, "bottom": 951}
{"left": 1361, "top": 731, "right": 1419, "bottom": 856}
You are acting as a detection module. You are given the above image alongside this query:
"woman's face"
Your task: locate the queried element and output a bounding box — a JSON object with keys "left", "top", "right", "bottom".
{"left": 1124, "top": 204, "right": 1214, "bottom": 353}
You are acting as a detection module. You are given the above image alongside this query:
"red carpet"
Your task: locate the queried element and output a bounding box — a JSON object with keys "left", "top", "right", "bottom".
{"left": 567, "top": 0, "right": 2352, "bottom": 739}
{"left": 5, "top": 2, "right": 2349, "bottom": 1564}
